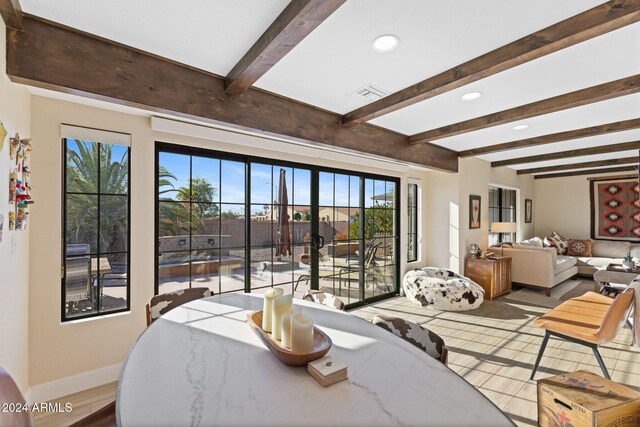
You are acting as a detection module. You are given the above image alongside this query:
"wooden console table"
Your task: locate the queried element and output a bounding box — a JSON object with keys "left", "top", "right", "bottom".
{"left": 464, "top": 256, "right": 512, "bottom": 300}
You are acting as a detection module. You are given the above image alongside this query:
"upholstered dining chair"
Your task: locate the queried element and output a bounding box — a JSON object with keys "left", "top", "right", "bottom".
{"left": 146, "top": 287, "right": 213, "bottom": 326}
{"left": 0, "top": 367, "right": 116, "bottom": 427}
{"left": 302, "top": 290, "right": 346, "bottom": 311}
{"left": 371, "top": 314, "right": 448, "bottom": 365}
{"left": 530, "top": 287, "right": 635, "bottom": 380}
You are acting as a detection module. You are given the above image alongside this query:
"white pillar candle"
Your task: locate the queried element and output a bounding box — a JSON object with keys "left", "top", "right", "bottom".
{"left": 272, "top": 294, "right": 292, "bottom": 341}
{"left": 291, "top": 312, "right": 314, "bottom": 353}
{"left": 262, "top": 288, "right": 283, "bottom": 332}
{"left": 281, "top": 307, "right": 301, "bottom": 349}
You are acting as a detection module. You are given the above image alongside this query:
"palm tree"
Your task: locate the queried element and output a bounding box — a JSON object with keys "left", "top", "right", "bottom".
{"left": 66, "top": 140, "right": 128, "bottom": 256}
{"left": 158, "top": 166, "right": 190, "bottom": 238}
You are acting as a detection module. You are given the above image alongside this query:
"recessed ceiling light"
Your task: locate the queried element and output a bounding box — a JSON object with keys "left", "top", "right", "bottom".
{"left": 461, "top": 91, "right": 482, "bottom": 101}
{"left": 513, "top": 124, "right": 529, "bottom": 131}
{"left": 373, "top": 34, "right": 400, "bottom": 52}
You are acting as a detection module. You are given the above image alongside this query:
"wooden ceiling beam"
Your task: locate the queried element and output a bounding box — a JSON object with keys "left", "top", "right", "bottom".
{"left": 7, "top": 16, "right": 458, "bottom": 172}
{"left": 534, "top": 166, "right": 637, "bottom": 179}
{"left": 459, "top": 118, "right": 640, "bottom": 158}
{"left": 492, "top": 140, "right": 640, "bottom": 167}
{"left": 410, "top": 75, "right": 640, "bottom": 144}
{"left": 342, "top": 0, "right": 640, "bottom": 126}
{"left": 225, "top": 0, "right": 345, "bottom": 96}
{"left": 517, "top": 156, "right": 638, "bottom": 175}
{"left": 0, "top": 0, "right": 23, "bottom": 30}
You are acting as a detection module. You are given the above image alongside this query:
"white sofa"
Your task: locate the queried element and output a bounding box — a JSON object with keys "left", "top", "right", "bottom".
{"left": 500, "top": 244, "right": 577, "bottom": 296}
{"left": 498, "top": 239, "right": 640, "bottom": 295}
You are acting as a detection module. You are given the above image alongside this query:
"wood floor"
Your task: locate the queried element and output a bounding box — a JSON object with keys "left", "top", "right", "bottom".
{"left": 32, "top": 381, "right": 117, "bottom": 427}
{"left": 352, "top": 280, "right": 640, "bottom": 427}
{"left": 34, "top": 279, "right": 639, "bottom": 427}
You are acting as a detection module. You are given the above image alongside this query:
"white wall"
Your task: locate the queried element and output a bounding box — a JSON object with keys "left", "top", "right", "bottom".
{"left": 28, "top": 95, "right": 428, "bottom": 396}
{"left": 424, "top": 169, "right": 460, "bottom": 272}
{"left": 0, "top": 18, "right": 32, "bottom": 392}
{"left": 423, "top": 158, "right": 535, "bottom": 274}
{"left": 534, "top": 171, "right": 627, "bottom": 239}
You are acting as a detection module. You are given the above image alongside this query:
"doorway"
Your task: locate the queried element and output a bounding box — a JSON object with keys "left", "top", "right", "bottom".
{"left": 155, "top": 142, "right": 399, "bottom": 308}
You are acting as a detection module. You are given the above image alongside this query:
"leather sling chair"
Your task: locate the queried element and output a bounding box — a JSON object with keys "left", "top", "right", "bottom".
{"left": 0, "top": 367, "right": 116, "bottom": 427}
{"left": 530, "top": 288, "right": 635, "bottom": 380}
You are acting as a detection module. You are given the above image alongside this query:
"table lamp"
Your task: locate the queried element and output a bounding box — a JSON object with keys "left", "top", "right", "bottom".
{"left": 490, "top": 222, "right": 517, "bottom": 255}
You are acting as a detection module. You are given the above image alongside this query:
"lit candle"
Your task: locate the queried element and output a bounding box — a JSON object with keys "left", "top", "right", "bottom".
{"left": 272, "top": 294, "right": 292, "bottom": 341}
{"left": 291, "top": 312, "right": 314, "bottom": 353}
{"left": 262, "top": 288, "right": 283, "bottom": 332}
{"left": 281, "top": 307, "right": 301, "bottom": 349}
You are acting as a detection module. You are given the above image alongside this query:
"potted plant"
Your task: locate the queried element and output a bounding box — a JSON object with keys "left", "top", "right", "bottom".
{"left": 622, "top": 253, "right": 634, "bottom": 270}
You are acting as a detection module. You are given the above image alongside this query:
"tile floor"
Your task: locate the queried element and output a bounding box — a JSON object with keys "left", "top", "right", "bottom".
{"left": 350, "top": 282, "right": 640, "bottom": 427}
{"left": 34, "top": 279, "right": 639, "bottom": 426}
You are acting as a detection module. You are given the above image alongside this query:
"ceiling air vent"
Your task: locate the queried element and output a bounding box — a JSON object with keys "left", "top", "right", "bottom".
{"left": 349, "top": 84, "right": 388, "bottom": 103}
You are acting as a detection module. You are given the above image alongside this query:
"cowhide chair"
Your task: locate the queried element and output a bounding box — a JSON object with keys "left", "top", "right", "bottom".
{"left": 302, "top": 290, "right": 346, "bottom": 311}
{"left": 0, "top": 367, "right": 116, "bottom": 427}
{"left": 146, "top": 287, "right": 213, "bottom": 326}
{"left": 403, "top": 267, "right": 484, "bottom": 311}
{"left": 372, "top": 314, "right": 448, "bottom": 365}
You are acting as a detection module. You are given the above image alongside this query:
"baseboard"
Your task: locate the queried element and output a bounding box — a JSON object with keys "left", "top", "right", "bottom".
{"left": 28, "top": 363, "right": 121, "bottom": 404}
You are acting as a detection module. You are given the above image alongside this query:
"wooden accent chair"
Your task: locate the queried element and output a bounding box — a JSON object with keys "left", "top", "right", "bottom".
{"left": 372, "top": 314, "right": 448, "bottom": 365}
{"left": 0, "top": 367, "right": 116, "bottom": 427}
{"left": 302, "top": 290, "right": 346, "bottom": 311}
{"left": 530, "top": 288, "right": 635, "bottom": 380}
{"left": 146, "top": 287, "right": 213, "bottom": 326}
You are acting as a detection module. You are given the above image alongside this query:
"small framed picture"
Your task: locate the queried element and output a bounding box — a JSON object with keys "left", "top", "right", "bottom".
{"left": 525, "top": 199, "right": 533, "bottom": 223}
{"left": 469, "top": 195, "right": 481, "bottom": 229}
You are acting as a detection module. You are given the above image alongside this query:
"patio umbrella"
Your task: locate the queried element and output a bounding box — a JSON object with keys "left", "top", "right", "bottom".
{"left": 275, "top": 169, "right": 291, "bottom": 259}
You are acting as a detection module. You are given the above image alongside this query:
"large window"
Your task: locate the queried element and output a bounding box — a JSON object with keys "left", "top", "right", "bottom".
{"left": 488, "top": 185, "right": 516, "bottom": 245}
{"left": 62, "top": 127, "right": 130, "bottom": 321}
{"left": 156, "top": 142, "right": 400, "bottom": 308}
{"left": 407, "top": 183, "right": 418, "bottom": 262}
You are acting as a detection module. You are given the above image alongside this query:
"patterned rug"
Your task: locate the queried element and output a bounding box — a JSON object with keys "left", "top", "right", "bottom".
{"left": 504, "top": 279, "right": 595, "bottom": 309}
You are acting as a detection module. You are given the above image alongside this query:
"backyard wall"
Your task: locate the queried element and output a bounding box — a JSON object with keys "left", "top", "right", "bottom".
{"left": 27, "top": 94, "right": 430, "bottom": 399}
{"left": 534, "top": 171, "right": 628, "bottom": 240}
{"left": 0, "top": 18, "right": 32, "bottom": 394}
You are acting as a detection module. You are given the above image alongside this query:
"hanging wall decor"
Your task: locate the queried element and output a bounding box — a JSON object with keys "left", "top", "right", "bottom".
{"left": 0, "top": 213, "right": 4, "bottom": 243}
{"left": 7, "top": 133, "right": 34, "bottom": 232}
{"left": 590, "top": 176, "right": 640, "bottom": 241}
{"left": 0, "top": 121, "right": 6, "bottom": 151}
{"left": 8, "top": 211, "right": 15, "bottom": 231}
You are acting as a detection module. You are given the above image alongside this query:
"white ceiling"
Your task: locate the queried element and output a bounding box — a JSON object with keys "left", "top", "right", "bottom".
{"left": 19, "top": 0, "right": 290, "bottom": 76}
{"left": 18, "top": 0, "right": 640, "bottom": 175}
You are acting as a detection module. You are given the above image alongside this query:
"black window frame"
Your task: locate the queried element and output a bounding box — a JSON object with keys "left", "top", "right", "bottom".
{"left": 407, "top": 183, "right": 418, "bottom": 263}
{"left": 155, "top": 141, "right": 401, "bottom": 310}
{"left": 488, "top": 185, "right": 516, "bottom": 245}
{"left": 61, "top": 137, "right": 131, "bottom": 322}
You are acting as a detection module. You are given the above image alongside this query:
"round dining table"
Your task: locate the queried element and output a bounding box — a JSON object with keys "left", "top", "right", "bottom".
{"left": 117, "top": 293, "right": 513, "bottom": 426}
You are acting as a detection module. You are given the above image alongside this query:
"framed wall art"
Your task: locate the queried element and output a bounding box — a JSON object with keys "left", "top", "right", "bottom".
{"left": 525, "top": 199, "right": 532, "bottom": 223}
{"left": 469, "top": 195, "right": 481, "bottom": 229}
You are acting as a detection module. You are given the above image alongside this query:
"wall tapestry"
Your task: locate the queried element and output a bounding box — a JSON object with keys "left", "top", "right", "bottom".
{"left": 590, "top": 177, "right": 640, "bottom": 241}
{"left": 7, "top": 133, "right": 33, "bottom": 231}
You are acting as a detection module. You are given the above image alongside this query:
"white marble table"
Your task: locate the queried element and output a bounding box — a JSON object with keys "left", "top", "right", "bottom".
{"left": 117, "top": 293, "right": 513, "bottom": 426}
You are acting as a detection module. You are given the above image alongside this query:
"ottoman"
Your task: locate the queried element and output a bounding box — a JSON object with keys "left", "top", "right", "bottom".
{"left": 403, "top": 267, "right": 484, "bottom": 311}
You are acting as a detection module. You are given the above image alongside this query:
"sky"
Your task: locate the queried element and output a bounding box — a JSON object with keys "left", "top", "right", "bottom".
{"left": 158, "top": 152, "right": 395, "bottom": 215}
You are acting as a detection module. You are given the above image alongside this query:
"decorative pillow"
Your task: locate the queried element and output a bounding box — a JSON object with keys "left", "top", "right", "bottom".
{"left": 544, "top": 232, "right": 569, "bottom": 255}
{"left": 566, "top": 239, "right": 592, "bottom": 257}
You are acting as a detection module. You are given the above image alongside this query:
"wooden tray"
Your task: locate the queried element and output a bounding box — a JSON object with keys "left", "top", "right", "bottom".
{"left": 247, "top": 310, "right": 332, "bottom": 366}
{"left": 607, "top": 263, "right": 640, "bottom": 274}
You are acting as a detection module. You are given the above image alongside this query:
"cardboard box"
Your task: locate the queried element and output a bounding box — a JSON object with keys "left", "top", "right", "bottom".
{"left": 538, "top": 370, "right": 640, "bottom": 426}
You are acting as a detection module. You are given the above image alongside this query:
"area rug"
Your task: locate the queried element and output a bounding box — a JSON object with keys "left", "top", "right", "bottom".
{"left": 504, "top": 279, "right": 595, "bottom": 309}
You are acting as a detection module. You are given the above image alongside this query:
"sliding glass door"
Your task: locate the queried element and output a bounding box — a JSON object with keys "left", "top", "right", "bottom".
{"left": 155, "top": 142, "right": 399, "bottom": 307}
